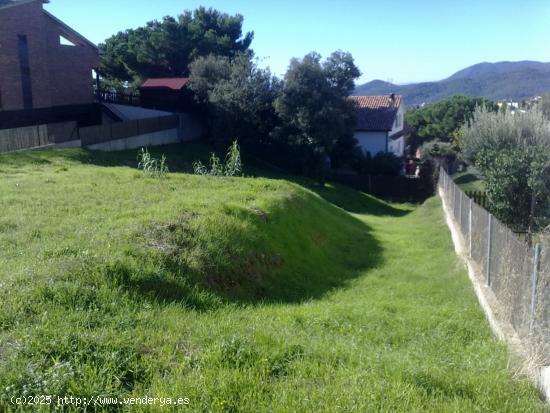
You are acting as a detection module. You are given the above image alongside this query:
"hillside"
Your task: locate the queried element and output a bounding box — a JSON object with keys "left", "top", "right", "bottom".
{"left": 0, "top": 144, "right": 544, "bottom": 412}
{"left": 355, "top": 61, "right": 550, "bottom": 105}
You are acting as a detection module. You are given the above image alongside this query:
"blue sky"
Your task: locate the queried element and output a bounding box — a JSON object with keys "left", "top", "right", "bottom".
{"left": 45, "top": 0, "right": 550, "bottom": 85}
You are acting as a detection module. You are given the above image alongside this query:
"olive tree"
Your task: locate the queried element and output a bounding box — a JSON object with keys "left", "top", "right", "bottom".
{"left": 460, "top": 107, "right": 550, "bottom": 231}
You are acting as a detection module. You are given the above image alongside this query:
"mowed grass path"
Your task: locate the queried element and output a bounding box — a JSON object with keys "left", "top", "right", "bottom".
{"left": 0, "top": 145, "right": 545, "bottom": 412}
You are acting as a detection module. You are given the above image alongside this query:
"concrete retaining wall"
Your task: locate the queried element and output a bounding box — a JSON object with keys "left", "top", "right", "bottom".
{"left": 0, "top": 112, "right": 204, "bottom": 153}
{"left": 87, "top": 129, "right": 179, "bottom": 151}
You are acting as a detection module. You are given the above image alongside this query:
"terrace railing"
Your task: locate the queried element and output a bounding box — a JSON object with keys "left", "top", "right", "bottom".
{"left": 98, "top": 90, "right": 141, "bottom": 107}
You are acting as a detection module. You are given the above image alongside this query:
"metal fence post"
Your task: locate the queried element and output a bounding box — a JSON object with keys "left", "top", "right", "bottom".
{"left": 486, "top": 214, "right": 492, "bottom": 286}
{"left": 468, "top": 198, "right": 472, "bottom": 258}
{"left": 529, "top": 243, "right": 541, "bottom": 335}
{"left": 458, "top": 190, "right": 463, "bottom": 229}
{"left": 452, "top": 185, "right": 456, "bottom": 219}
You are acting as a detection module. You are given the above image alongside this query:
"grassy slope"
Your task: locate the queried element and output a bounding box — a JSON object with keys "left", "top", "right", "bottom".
{"left": 0, "top": 144, "right": 544, "bottom": 412}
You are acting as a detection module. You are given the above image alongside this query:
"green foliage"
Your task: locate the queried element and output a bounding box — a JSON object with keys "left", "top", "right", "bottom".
{"left": 405, "top": 95, "right": 498, "bottom": 149}
{"left": 225, "top": 140, "right": 243, "bottom": 177}
{"left": 461, "top": 106, "right": 550, "bottom": 162}
{"left": 461, "top": 107, "right": 550, "bottom": 230}
{"left": 190, "top": 50, "right": 361, "bottom": 182}
{"left": 478, "top": 149, "right": 540, "bottom": 229}
{"left": 273, "top": 51, "right": 361, "bottom": 179}
{"left": 137, "top": 147, "right": 169, "bottom": 178}
{"left": 420, "top": 140, "right": 458, "bottom": 162}
{"left": 189, "top": 53, "right": 282, "bottom": 147}
{"left": 193, "top": 140, "right": 243, "bottom": 177}
{"left": 99, "top": 7, "right": 253, "bottom": 83}
{"left": 0, "top": 145, "right": 545, "bottom": 412}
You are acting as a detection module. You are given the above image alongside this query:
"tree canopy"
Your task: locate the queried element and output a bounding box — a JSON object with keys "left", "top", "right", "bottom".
{"left": 273, "top": 51, "right": 361, "bottom": 177}
{"left": 99, "top": 7, "right": 253, "bottom": 85}
{"left": 188, "top": 53, "right": 281, "bottom": 147}
{"left": 406, "top": 95, "right": 497, "bottom": 149}
{"left": 461, "top": 107, "right": 550, "bottom": 231}
{"left": 99, "top": 5, "right": 363, "bottom": 183}
{"left": 188, "top": 50, "right": 361, "bottom": 182}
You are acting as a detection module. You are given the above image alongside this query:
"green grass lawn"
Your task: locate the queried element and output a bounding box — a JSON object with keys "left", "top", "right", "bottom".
{"left": 452, "top": 166, "right": 485, "bottom": 192}
{"left": 0, "top": 144, "right": 545, "bottom": 412}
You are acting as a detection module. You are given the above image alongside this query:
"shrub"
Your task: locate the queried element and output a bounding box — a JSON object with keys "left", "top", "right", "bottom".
{"left": 419, "top": 140, "right": 462, "bottom": 182}
{"left": 137, "top": 148, "right": 169, "bottom": 178}
{"left": 460, "top": 107, "right": 550, "bottom": 231}
{"left": 193, "top": 140, "right": 243, "bottom": 177}
{"left": 419, "top": 140, "right": 458, "bottom": 163}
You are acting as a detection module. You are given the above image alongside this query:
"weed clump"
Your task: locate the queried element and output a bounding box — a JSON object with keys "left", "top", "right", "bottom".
{"left": 193, "top": 140, "right": 242, "bottom": 177}
{"left": 137, "top": 147, "right": 169, "bottom": 178}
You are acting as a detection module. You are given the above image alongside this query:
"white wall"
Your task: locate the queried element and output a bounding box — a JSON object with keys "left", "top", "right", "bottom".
{"left": 390, "top": 104, "right": 405, "bottom": 137}
{"left": 354, "top": 131, "right": 388, "bottom": 156}
{"left": 389, "top": 136, "right": 405, "bottom": 157}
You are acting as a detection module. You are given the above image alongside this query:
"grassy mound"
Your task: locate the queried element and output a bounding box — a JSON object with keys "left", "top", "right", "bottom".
{"left": 0, "top": 144, "right": 544, "bottom": 412}
{"left": 0, "top": 146, "right": 380, "bottom": 401}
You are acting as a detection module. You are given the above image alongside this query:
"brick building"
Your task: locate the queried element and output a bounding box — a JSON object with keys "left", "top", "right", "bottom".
{"left": 0, "top": 0, "right": 100, "bottom": 128}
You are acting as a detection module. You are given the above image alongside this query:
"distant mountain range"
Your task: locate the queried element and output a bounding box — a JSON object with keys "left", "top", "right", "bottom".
{"left": 354, "top": 61, "right": 550, "bottom": 106}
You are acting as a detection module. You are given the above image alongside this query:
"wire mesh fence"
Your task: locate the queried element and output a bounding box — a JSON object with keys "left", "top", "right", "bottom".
{"left": 439, "top": 168, "right": 549, "bottom": 349}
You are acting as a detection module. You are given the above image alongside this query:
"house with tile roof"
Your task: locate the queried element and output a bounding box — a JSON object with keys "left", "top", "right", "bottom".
{"left": 350, "top": 94, "right": 406, "bottom": 157}
{"left": 0, "top": 0, "right": 99, "bottom": 128}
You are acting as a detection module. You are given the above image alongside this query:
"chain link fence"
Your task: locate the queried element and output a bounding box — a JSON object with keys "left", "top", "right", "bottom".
{"left": 439, "top": 168, "right": 549, "bottom": 353}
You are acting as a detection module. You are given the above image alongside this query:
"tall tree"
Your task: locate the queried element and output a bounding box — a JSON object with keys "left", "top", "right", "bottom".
{"left": 99, "top": 7, "right": 254, "bottom": 85}
{"left": 189, "top": 53, "right": 281, "bottom": 147}
{"left": 273, "top": 51, "right": 361, "bottom": 180}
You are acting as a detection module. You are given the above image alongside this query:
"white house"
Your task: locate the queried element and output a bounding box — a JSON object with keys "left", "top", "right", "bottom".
{"left": 350, "top": 94, "right": 405, "bottom": 157}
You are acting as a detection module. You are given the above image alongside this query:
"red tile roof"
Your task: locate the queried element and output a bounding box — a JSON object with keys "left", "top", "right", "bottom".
{"left": 350, "top": 95, "right": 402, "bottom": 131}
{"left": 140, "top": 78, "right": 190, "bottom": 90}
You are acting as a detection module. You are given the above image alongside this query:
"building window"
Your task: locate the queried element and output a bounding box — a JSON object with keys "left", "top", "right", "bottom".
{"left": 59, "top": 35, "right": 77, "bottom": 46}
{"left": 17, "top": 34, "right": 33, "bottom": 109}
